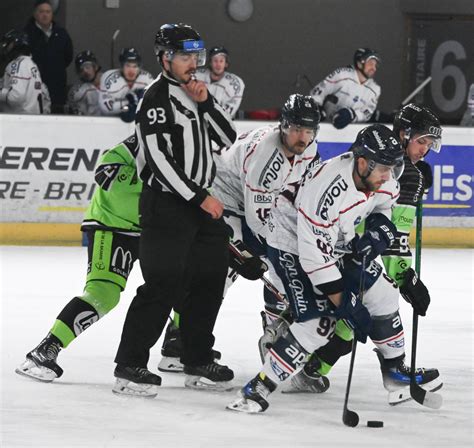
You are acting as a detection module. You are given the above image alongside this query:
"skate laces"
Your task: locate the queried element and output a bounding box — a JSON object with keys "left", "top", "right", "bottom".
{"left": 34, "top": 338, "right": 61, "bottom": 362}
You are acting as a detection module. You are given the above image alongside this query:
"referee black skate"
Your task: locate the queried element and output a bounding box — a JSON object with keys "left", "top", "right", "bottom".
{"left": 113, "top": 23, "right": 237, "bottom": 397}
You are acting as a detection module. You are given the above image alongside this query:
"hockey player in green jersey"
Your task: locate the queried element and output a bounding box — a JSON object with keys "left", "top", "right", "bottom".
{"left": 15, "top": 134, "right": 155, "bottom": 383}
{"left": 268, "top": 104, "right": 443, "bottom": 402}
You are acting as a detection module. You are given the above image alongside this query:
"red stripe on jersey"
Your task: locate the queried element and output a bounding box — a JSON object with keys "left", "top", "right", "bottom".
{"left": 11, "top": 75, "right": 31, "bottom": 81}
{"left": 269, "top": 348, "right": 295, "bottom": 373}
{"left": 372, "top": 330, "right": 404, "bottom": 344}
{"left": 298, "top": 198, "right": 365, "bottom": 228}
{"left": 305, "top": 262, "right": 337, "bottom": 274}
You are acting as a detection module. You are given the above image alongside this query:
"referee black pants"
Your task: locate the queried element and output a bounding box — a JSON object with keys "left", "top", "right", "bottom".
{"left": 115, "top": 188, "right": 230, "bottom": 367}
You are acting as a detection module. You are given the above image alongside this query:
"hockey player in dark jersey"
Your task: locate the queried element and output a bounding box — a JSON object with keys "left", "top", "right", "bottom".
{"left": 15, "top": 135, "right": 144, "bottom": 382}
{"left": 281, "top": 104, "right": 443, "bottom": 404}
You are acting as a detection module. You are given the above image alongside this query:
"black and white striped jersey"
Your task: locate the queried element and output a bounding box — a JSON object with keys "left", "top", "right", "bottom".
{"left": 135, "top": 72, "right": 237, "bottom": 205}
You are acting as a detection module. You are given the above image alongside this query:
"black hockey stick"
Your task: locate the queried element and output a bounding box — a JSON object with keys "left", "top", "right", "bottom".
{"left": 228, "top": 241, "right": 289, "bottom": 307}
{"left": 409, "top": 202, "right": 443, "bottom": 409}
{"left": 342, "top": 254, "right": 367, "bottom": 427}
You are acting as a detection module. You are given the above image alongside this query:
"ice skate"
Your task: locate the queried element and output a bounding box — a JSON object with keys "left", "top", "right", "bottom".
{"left": 184, "top": 361, "right": 234, "bottom": 391}
{"left": 282, "top": 365, "right": 329, "bottom": 394}
{"left": 15, "top": 333, "right": 63, "bottom": 382}
{"left": 226, "top": 372, "right": 277, "bottom": 413}
{"left": 112, "top": 365, "right": 162, "bottom": 398}
{"left": 375, "top": 349, "right": 443, "bottom": 405}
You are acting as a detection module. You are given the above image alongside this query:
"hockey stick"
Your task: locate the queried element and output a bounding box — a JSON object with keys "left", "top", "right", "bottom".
{"left": 401, "top": 77, "right": 432, "bottom": 106}
{"left": 110, "top": 29, "right": 120, "bottom": 68}
{"left": 409, "top": 202, "right": 443, "bottom": 409}
{"left": 342, "top": 255, "right": 367, "bottom": 427}
{"left": 228, "top": 241, "right": 289, "bottom": 307}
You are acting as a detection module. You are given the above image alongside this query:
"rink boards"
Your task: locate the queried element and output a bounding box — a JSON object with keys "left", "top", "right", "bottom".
{"left": 0, "top": 114, "right": 473, "bottom": 246}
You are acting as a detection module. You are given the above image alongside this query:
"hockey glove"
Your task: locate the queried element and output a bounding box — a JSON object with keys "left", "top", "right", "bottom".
{"left": 134, "top": 88, "right": 145, "bottom": 100}
{"left": 354, "top": 213, "right": 396, "bottom": 262}
{"left": 400, "top": 268, "right": 430, "bottom": 316}
{"left": 416, "top": 160, "right": 433, "bottom": 190}
{"left": 229, "top": 240, "right": 268, "bottom": 280}
{"left": 120, "top": 93, "right": 138, "bottom": 123}
{"left": 334, "top": 291, "right": 372, "bottom": 343}
{"left": 332, "top": 107, "right": 356, "bottom": 129}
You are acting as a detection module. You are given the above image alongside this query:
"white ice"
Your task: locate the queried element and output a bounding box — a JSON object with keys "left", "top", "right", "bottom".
{"left": 1, "top": 246, "right": 473, "bottom": 447}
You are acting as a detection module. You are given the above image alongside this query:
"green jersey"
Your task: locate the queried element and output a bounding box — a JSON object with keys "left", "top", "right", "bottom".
{"left": 81, "top": 134, "right": 142, "bottom": 235}
{"left": 382, "top": 155, "right": 427, "bottom": 286}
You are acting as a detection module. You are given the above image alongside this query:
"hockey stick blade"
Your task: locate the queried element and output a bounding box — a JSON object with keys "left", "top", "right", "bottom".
{"left": 343, "top": 408, "right": 359, "bottom": 427}
{"left": 410, "top": 383, "right": 443, "bottom": 409}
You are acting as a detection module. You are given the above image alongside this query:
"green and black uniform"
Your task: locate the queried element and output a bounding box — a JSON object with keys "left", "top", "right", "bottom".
{"left": 50, "top": 135, "right": 141, "bottom": 347}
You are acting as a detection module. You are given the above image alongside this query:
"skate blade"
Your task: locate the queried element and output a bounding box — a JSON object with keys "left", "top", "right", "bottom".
{"left": 388, "top": 378, "right": 443, "bottom": 406}
{"left": 112, "top": 378, "right": 159, "bottom": 398}
{"left": 15, "top": 359, "right": 58, "bottom": 383}
{"left": 226, "top": 396, "right": 264, "bottom": 413}
{"left": 158, "top": 357, "right": 184, "bottom": 373}
{"left": 184, "top": 375, "right": 234, "bottom": 391}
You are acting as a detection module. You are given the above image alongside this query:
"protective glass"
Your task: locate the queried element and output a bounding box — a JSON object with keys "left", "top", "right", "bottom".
{"left": 370, "top": 160, "right": 405, "bottom": 180}
{"left": 282, "top": 124, "right": 317, "bottom": 140}
{"left": 413, "top": 134, "right": 442, "bottom": 153}
{"left": 166, "top": 49, "right": 207, "bottom": 67}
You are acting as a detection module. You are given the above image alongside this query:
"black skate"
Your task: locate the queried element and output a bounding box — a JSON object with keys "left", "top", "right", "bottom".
{"left": 282, "top": 355, "right": 330, "bottom": 394}
{"left": 112, "top": 364, "right": 162, "bottom": 398}
{"left": 375, "top": 349, "right": 443, "bottom": 405}
{"left": 15, "top": 333, "right": 63, "bottom": 382}
{"left": 226, "top": 372, "right": 277, "bottom": 413}
{"left": 158, "top": 322, "right": 222, "bottom": 373}
{"left": 184, "top": 361, "right": 234, "bottom": 391}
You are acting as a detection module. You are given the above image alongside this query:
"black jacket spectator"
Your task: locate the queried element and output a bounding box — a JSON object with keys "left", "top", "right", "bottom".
{"left": 25, "top": 17, "right": 73, "bottom": 113}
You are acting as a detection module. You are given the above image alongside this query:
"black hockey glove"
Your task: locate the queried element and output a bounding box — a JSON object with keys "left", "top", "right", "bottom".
{"left": 399, "top": 268, "right": 430, "bottom": 316}
{"left": 135, "top": 88, "right": 145, "bottom": 100}
{"left": 229, "top": 240, "right": 268, "bottom": 281}
{"left": 120, "top": 93, "right": 138, "bottom": 123}
{"left": 334, "top": 291, "right": 372, "bottom": 343}
{"left": 354, "top": 213, "right": 396, "bottom": 262}
{"left": 416, "top": 160, "right": 433, "bottom": 190}
{"left": 332, "top": 107, "right": 356, "bottom": 129}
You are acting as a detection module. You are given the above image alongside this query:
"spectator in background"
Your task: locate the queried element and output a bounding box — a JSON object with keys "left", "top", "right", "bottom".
{"left": 68, "top": 50, "right": 103, "bottom": 115}
{"left": 195, "top": 46, "right": 245, "bottom": 118}
{"left": 0, "top": 29, "right": 50, "bottom": 114}
{"left": 25, "top": 0, "right": 73, "bottom": 114}
{"left": 460, "top": 83, "right": 474, "bottom": 126}
{"left": 99, "top": 47, "right": 154, "bottom": 122}
{"left": 310, "top": 48, "right": 381, "bottom": 129}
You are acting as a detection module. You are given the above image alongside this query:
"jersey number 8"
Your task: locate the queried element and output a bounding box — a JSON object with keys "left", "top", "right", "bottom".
{"left": 147, "top": 107, "right": 166, "bottom": 124}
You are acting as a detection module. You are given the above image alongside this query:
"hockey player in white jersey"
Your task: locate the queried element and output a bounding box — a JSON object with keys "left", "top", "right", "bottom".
{"left": 68, "top": 50, "right": 103, "bottom": 116}
{"left": 310, "top": 48, "right": 381, "bottom": 129}
{"left": 195, "top": 46, "right": 244, "bottom": 118}
{"left": 158, "top": 94, "right": 321, "bottom": 373}
{"left": 99, "top": 47, "right": 154, "bottom": 121}
{"left": 227, "top": 124, "right": 440, "bottom": 413}
{"left": 0, "top": 30, "right": 50, "bottom": 114}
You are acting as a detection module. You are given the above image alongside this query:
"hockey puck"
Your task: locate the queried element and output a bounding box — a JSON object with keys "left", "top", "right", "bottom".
{"left": 367, "top": 421, "right": 384, "bottom": 428}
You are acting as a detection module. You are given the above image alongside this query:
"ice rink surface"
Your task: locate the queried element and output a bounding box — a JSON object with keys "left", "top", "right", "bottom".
{"left": 0, "top": 246, "right": 472, "bottom": 448}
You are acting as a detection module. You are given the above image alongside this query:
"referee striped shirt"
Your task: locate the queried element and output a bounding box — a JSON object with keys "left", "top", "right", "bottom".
{"left": 135, "top": 72, "right": 237, "bottom": 205}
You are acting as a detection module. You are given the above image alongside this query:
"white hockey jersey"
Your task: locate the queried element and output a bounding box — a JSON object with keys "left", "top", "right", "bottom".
{"left": 0, "top": 55, "right": 48, "bottom": 114}
{"left": 267, "top": 153, "right": 399, "bottom": 287}
{"left": 460, "top": 83, "right": 474, "bottom": 126}
{"left": 195, "top": 68, "right": 245, "bottom": 118}
{"left": 310, "top": 66, "right": 380, "bottom": 122}
{"left": 68, "top": 79, "right": 102, "bottom": 116}
{"left": 211, "top": 125, "right": 319, "bottom": 238}
{"left": 99, "top": 68, "right": 154, "bottom": 115}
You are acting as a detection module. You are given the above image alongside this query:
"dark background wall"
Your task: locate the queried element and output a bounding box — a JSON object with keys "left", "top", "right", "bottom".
{"left": 2, "top": 0, "right": 473, "bottom": 121}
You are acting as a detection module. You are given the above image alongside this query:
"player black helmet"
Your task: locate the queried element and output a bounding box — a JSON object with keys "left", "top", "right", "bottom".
{"left": 209, "top": 46, "right": 229, "bottom": 60}
{"left": 280, "top": 94, "right": 321, "bottom": 131}
{"left": 353, "top": 48, "right": 381, "bottom": 67}
{"left": 154, "top": 23, "right": 205, "bottom": 66}
{"left": 351, "top": 124, "right": 404, "bottom": 179}
{"left": 119, "top": 47, "right": 142, "bottom": 66}
{"left": 74, "top": 50, "right": 98, "bottom": 72}
{"left": 393, "top": 103, "right": 442, "bottom": 152}
{"left": 1, "top": 30, "right": 30, "bottom": 62}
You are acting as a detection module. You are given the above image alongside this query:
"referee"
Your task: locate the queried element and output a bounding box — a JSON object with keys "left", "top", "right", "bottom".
{"left": 113, "top": 23, "right": 237, "bottom": 396}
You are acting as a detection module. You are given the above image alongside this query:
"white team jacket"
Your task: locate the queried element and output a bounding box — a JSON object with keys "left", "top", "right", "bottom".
{"left": 211, "top": 125, "right": 319, "bottom": 238}
{"left": 0, "top": 55, "right": 49, "bottom": 114}
{"left": 195, "top": 68, "right": 245, "bottom": 118}
{"left": 267, "top": 153, "right": 399, "bottom": 287}
{"left": 68, "top": 79, "right": 103, "bottom": 116}
{"left": 99, "top": 68, "right": 154, "bottom": 115}
{"left": 310, "top": 66, "right": 380, "bottom": 122}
